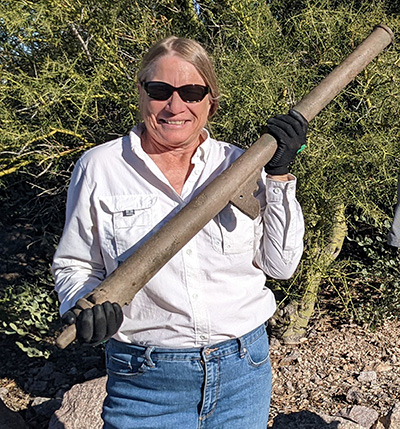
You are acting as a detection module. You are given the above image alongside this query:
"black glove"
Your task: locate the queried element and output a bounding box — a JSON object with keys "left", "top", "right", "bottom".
{"left": 62, "top": 301, "right": 123, "bottom": 346}
{"left": 264, "top": 109, "right": 308, "bottom": 175}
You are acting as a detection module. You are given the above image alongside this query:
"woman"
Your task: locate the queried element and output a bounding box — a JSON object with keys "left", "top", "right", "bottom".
{"left": 52, "top": 36, "right": 307, "bottom": 428}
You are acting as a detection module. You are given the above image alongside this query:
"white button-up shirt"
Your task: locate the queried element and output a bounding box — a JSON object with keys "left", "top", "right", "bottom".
{"left": 52, "top": 125, "right": 304, "bottom": 348}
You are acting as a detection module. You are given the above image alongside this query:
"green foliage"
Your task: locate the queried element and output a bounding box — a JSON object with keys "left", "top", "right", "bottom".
{"left": 334, "top": 212, "right": 400, "bottom": 325}
{"left": 1, "top": 0, "right": 400, "bottom": 354}
{"left": 203, "top": 0, "right": 290, "bottom": 145}
{"left": 0, "top": 281, "right": 58, "bottom": 358}
{"left": 269, "top": 4, "right": 400, "bottom": 327}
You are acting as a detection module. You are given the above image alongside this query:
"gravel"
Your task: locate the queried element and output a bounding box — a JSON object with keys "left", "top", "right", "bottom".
{"left": 268, "top": 316, "right": 400, "bottom": 426}
{"left": 1, "top": 316, "right": 400, "bottom": 428}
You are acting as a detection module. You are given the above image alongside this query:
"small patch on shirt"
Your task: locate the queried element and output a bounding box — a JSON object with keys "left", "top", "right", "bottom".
{"left": 123, "top": 209, "right": 135, "bottom": 216}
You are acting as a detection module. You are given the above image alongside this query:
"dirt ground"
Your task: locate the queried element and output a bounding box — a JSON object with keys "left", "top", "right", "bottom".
{"left": 268, "top": 316, "right": 400, "bottom": 425}
{"left": 1, "top": 314, "right": 400, "bottom": 428}
{"left": 0, "top": 223, "right": 399, "bottom": 427}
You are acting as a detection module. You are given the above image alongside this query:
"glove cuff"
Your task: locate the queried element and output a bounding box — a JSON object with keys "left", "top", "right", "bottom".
{"left": 264, "top": 165, "right": 289, "bottom": 175}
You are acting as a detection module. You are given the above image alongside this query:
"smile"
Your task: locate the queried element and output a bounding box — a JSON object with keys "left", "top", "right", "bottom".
{"left": 160, "top": 119, "right": 186, "bottom": 125}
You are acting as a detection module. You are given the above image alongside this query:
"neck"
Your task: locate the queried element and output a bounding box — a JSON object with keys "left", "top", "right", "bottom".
{"left": 140, "top": 129, "right": 204, "bottom": 195}
{"left": 141, "top": 128, "right": 204, "bottom": 162}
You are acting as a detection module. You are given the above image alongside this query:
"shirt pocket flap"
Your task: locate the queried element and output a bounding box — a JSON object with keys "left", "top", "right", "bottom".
{"left": 100, "top": 195, "right": 157, "bottom": 214}
{"left": 99, "top": 195, "right": 157, "bottom": 230}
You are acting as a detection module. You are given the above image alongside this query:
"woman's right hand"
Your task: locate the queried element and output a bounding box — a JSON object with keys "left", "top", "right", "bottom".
{"left": 62, "top": 301, "right": 123, "bottom": 346}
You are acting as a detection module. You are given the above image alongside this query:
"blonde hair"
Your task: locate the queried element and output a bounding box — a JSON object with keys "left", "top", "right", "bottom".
{"left": 137, "top": 36, "right": 219, "bottom": 117}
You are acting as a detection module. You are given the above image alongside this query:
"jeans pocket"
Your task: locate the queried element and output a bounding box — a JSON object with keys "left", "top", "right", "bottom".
{"left": 106, "top": 350, "right": 149, "bottom": 378}
{"left": 245, "top": 331, "right": 270, "bottom": 368}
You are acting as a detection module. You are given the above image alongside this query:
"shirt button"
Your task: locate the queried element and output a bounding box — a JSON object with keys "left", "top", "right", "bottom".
{"left": 200, "top": 335, "right": 207, "bottom": 341}
{"left": 186, "top": 249, "right": 192, "bottom": 255}
{"left": 192, "top": 293, "right": 198, "bottom": 299}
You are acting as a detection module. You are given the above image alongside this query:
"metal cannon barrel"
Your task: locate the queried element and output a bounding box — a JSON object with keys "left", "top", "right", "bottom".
{"left": 56, "top": 24, "right": 394, "bottom": 349}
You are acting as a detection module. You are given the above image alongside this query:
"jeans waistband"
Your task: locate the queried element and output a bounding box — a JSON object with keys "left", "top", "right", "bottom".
{"left": 107, "top": 324, "right": 267, "bottom": 363}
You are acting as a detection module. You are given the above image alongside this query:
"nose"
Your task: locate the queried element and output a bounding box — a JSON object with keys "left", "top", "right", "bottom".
{"left": 166, "top": 90, "right": 186, "bottom": 113}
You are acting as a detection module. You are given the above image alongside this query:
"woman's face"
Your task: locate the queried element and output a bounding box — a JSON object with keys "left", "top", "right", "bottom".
{"left": 139, "top": 55, "right": 212, "bottom": 150}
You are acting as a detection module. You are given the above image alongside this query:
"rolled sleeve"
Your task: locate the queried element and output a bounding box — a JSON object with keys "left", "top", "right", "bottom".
{"left": 254, "top": 175, "right": 304, "bottom": 279}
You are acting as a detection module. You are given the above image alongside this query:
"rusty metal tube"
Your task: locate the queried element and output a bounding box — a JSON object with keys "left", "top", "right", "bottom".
{"left": 56, "top": 25, "right": 394, "bottom": 349}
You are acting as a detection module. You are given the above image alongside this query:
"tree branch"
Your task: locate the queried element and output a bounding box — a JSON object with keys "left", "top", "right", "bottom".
{"left": 69, "top": 22, "right": 92, "bottom": 63}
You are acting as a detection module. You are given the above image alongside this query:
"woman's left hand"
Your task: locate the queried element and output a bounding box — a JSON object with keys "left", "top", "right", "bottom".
{"left": 264, "top": 109, "right": 308, "bottom": 176}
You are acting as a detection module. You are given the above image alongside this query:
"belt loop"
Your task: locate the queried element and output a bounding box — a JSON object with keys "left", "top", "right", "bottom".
{"left": 144, "top": 346, "right": 156, "bottom": 368}
{"left": 238, "top": 336, "right": 247, "bottom": 359}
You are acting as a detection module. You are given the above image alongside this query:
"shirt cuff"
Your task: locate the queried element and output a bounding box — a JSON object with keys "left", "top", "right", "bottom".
{"left": 266, "top": 175, "right": 297, "bottom": 203}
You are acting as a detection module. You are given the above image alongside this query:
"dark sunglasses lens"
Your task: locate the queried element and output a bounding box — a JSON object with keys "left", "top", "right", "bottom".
{"left": 178, "top": 85, "right": 209, "bottom": 102}
{"left": 144, "top": 82, "right": 209, "bottom": 102}
{"left": 145, "top": 82, "right": 173, "bottom": 100}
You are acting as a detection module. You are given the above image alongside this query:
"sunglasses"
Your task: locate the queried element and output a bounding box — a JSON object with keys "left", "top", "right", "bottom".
{"left": 141, "top": 81, "right": 210, "bottom": 103}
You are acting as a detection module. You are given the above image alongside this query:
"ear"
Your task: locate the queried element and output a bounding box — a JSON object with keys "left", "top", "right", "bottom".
{"left": 138, "top": 83, "right": 147, "bottom": 106}
{"left": 208, "top": 99, "right": 218, "bottom": 118}
{"left": 208, "top": 99, "right": 212, "bottom": 116}
{"left": 137, "top": 83, "right": 146, "bottom": 117}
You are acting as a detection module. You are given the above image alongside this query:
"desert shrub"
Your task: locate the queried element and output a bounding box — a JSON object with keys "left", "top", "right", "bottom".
{"left": 1, "top": 0, "right": 399, "bottom": 355}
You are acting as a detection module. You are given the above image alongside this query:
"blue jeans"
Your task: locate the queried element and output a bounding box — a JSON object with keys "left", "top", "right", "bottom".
{"left": 102, "top": 324, "right": 272, "bottom": 429}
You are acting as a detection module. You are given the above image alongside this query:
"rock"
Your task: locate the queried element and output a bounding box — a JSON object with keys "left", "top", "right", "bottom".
{"left": 346, "top": 387, "right": 364, "bottom": 404}
{"left": 30, "top": 397, "right": 62, "bottom": 418}
{"left": 337, "top": 405, "right": 379, "bottom": 428}
{"left": 37, "top": 362, "right": 55, "bottom": 379}
{"left": 83, "top": 368, "right": 100, "bottom": 379}
{"left": 52, "top": 371, "right": 69, "bottom": 386}
{"left": 269, "top": 336, "right": 281, "bottom": 348}
{"left": 26, "top": 379, "right": 48, "bottom": 393}
{"left": 320, "top": 414, "right": 366, "bottom": 428}
{"left": 68, "top": 366, "right": 78, "bottom": 375}
{"left": 380, "top": 402, "right": 400, "bottom": 429}
{"left": 280, "top": 351, "right": 301, "bottom": 366}
{"left": 285, "top": 380, "right": 295, "bottom": 391}
{"left": 49, "top": 376, "right": 107, "bottom": 429}
{"left": 374, "top": 363, "right": 393, "bottom": 372}
{"left": 358, "top": 371, "right": 377, "bottom": 383}
{"left": 0, "top": 388, "right": 9, "bottom": 400}
{"left": 0, "top": 398, "right": 27, "bottom": 429}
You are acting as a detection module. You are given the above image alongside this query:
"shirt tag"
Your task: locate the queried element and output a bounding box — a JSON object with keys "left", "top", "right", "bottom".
{"left": 123, "top": 209, "right": 135, "bottom": 216}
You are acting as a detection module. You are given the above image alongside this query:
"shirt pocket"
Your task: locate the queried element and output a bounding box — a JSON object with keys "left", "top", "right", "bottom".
{"left": 100, "top": 195, "right": 157, "bottom": 261}
{"left": 211, "top": 204, "right": 255, "bottom": 254}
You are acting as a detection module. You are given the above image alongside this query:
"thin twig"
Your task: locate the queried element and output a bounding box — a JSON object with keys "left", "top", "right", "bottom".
{"left": 69, "top": 22, "right": 92, "bottom": 63}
